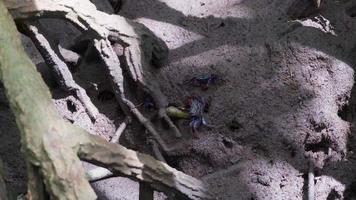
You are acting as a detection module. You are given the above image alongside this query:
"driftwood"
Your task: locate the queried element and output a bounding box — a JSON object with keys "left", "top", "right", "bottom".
{"left": 0, "top": 1, "right": 209, "bottom": 200}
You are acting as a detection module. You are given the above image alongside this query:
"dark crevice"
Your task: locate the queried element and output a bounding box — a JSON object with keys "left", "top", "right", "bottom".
{"left": 344, "top": 181, "right": 356, "bottom": 200}
{"left": 287, "top": 0, "right": 319, "bottom": 20}
{"left": 222, "top": 138, "right": 234, "bottom": 148}
{"left": 227, "top": 119, "right": 242, "bottom": 131}
{"left": 66, "top": 99, "right": 77, "bottom": 113}
{"left": 97, "top": 90, "right": 115, "bottom": 102}
{"left": 310, "top": 119, "right": 327, "bottom": 132}
{"left": 338, "top": 103, "right": 351, "bottom": 122}
{"left": 326, "top": 189, "right": 341, "bottom": 200}
{"left": 305, "top": 135, "right": 331, "bottom": 154}
{"left": 165, "top": 155, "right": 183, "bottom": 171}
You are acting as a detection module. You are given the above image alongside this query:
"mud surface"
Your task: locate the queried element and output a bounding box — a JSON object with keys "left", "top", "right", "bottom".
{"left": 1, "top": 0, "right": 356, "bottom": 199}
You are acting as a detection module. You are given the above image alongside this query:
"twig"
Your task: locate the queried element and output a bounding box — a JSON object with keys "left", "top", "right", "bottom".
{"left": 110, "top": 118, "right": 129, "bottom": 143}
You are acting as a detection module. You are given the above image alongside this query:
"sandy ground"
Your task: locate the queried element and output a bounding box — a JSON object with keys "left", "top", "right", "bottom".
{"left": 1, "top": 0, "right": 356, "bottom": 199}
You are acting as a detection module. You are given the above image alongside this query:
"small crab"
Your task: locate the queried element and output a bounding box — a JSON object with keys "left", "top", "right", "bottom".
{"left": 185, "top": 96, "right": 211, "bottom": 135}
{"left": 184, "top": 74, "right": 222, "bottom": 90}
{"left": 143, "top": 96, "right": 155, "bottom": 109}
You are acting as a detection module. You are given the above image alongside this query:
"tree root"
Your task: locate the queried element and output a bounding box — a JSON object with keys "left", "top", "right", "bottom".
{"left": 7, "top": 0, "right": 183, "bottom": 138}
{"left": 112, "top": 36, "right": 182, "bottom": 138}
{"left": 148, "top": 138, "right": 167, "bottom": 163}
{"left": 1, "top": 1, "right": 210, "bottom": 199}
{"left": 26, "top": 162, "right": 46, "bottom": 200}
{"left": 93, "top": 38, "right": 172, "bottom": 153}
{"left": 22, "top": 21, "right": 99, "bottom": 121}
{"left": 78, "top": 132, "right": 210, "bottom": 199}
{"left": 110, "top": 117, "right": 129, "bottom": 143}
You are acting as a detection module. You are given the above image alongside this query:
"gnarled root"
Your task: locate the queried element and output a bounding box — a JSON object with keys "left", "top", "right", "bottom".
{"left": 0, "top": 3, "right": 210, "bottom": 198}
{"left": 112, "top": 34, "right": 182, "bottom": 138}
{"left": 21, "top": 21, "right": 99, "bottom": 121}
{"left": 8, "top": 0, "right": 182, "bottom": 147}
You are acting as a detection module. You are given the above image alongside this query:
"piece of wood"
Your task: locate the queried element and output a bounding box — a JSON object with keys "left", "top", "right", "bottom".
{"left": 110, "top": 118, "right": 129, "bottom": 143}
{"left": 0, "top": 3, "right": 97, "bottom": 198}
{"left": 22, "top": 21, "right": 99, "bottom": 121}
{"left": 78, "top": 134, "right": 210, "bottom": 200}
